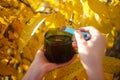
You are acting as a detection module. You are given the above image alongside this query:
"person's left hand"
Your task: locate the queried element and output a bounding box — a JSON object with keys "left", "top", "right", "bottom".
{"left": 22, "top": 46, "right": 76, "bottom": 80}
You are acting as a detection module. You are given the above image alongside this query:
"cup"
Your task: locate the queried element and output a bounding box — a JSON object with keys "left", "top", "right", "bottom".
{"left": 44, "top": 28, "right": 75, "bottom": 63}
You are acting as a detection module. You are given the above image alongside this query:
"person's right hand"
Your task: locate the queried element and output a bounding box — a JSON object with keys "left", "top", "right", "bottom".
{"left": 73, "top": 26, "right": 107, "bottom": 80}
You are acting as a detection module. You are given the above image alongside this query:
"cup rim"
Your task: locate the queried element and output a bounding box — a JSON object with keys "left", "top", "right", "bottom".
{"left": 44, "top": 28, "right": 73, "bottom": 45}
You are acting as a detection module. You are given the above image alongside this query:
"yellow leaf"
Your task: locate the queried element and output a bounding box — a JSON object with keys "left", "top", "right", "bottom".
{"left": 88, "top": 0, "right": 109, "bottom": 17}
{"left": 46, "top": 12, "right": 66, "bottom": 28}
{"left": 18, "top": 13, "right": 46, "bottom": 53}
{"left": 27, "top": 0, "right": 43, "bottom": 12}
{"left": 0, "top": 62, "right": 17, "bottom": 75}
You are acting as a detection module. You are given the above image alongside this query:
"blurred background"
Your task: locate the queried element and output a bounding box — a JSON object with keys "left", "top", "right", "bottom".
{"left": 0, "top": 0, "right": 120, "bottom": 80}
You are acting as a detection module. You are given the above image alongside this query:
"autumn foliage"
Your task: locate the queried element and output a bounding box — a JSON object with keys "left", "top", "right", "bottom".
{"left": 0, "top": 0, "right": 120, "bottom": 80}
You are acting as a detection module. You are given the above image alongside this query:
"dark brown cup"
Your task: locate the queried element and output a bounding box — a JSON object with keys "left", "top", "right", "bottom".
{"left": 44, "top": 28, "right": 75, "bottom": 63}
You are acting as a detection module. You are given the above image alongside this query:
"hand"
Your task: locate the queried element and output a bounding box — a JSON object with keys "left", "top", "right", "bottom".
{"left": 22, "top": 46, "right": 76, "bottom": 80}
{"left": 73, "top": 26, "right": 107, "bottom": 80}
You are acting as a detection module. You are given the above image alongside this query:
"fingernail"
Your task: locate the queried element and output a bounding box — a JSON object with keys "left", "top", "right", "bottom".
{"left": 75, "top": 30, "right": 80, "bottom": 34}
{"left": 76, "top": 30, "right": 79, "bottom": 33}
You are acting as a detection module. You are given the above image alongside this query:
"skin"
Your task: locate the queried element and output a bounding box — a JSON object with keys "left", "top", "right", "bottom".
{"left": 73, "top": 26, "right": 107, "bottom": 80}
{"left": 22, "top": 26, "right": 107, "bottom": 80}
{"left": 22, "top": 46, "right": 77, "bottom": 80}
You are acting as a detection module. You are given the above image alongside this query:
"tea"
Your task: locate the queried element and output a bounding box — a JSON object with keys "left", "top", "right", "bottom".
{"left": 44, "top": 29, "right": 75, "bottom": 63}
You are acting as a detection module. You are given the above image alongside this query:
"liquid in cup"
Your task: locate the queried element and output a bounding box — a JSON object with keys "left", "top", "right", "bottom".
{"left": 44, "top": 28, "right": 75, "bottom": 63}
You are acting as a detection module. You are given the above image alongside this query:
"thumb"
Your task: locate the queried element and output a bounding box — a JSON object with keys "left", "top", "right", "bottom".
{"left": 74, "top": 30, "right": 86, "bottom": 48}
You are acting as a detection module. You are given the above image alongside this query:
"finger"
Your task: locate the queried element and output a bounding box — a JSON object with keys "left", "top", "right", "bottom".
{"left": 75, "top": 30, "right": 85, "bottom": 42}
{"left": 74, "top": 30, "right": 86, "bottom": 48}
{"left": 35, "top": 45, "right": 45, "bottom": 58}
{"left": 45, "top": 54, "right": 77, "bottom": 72}
{"left": 72, "top": 41, "right": 78, "bottom": 50}
{"left": 80, "top": 26, "right": 100, "bottom": 36}
{"left": 67, "top": 54, "right": 77, "bottom": 64}
{"left": 55, "top": 54, "right": 77, "bottom": 68}
{"left": 36, "top": 46, "right": 44, "bottom": 55}
{"left": 40, "top": 45, "right": 45, "bottom": 52}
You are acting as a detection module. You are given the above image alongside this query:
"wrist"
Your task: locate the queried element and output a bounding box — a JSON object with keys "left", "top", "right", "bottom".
{"left": 22, "top": 61, "right": 46, "bottom": 80}
{"left": 84, "top": 64, "right": 105, "bottom": 80}
{"left": 31, "top": 61, "right": 46, "bottom": 80}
